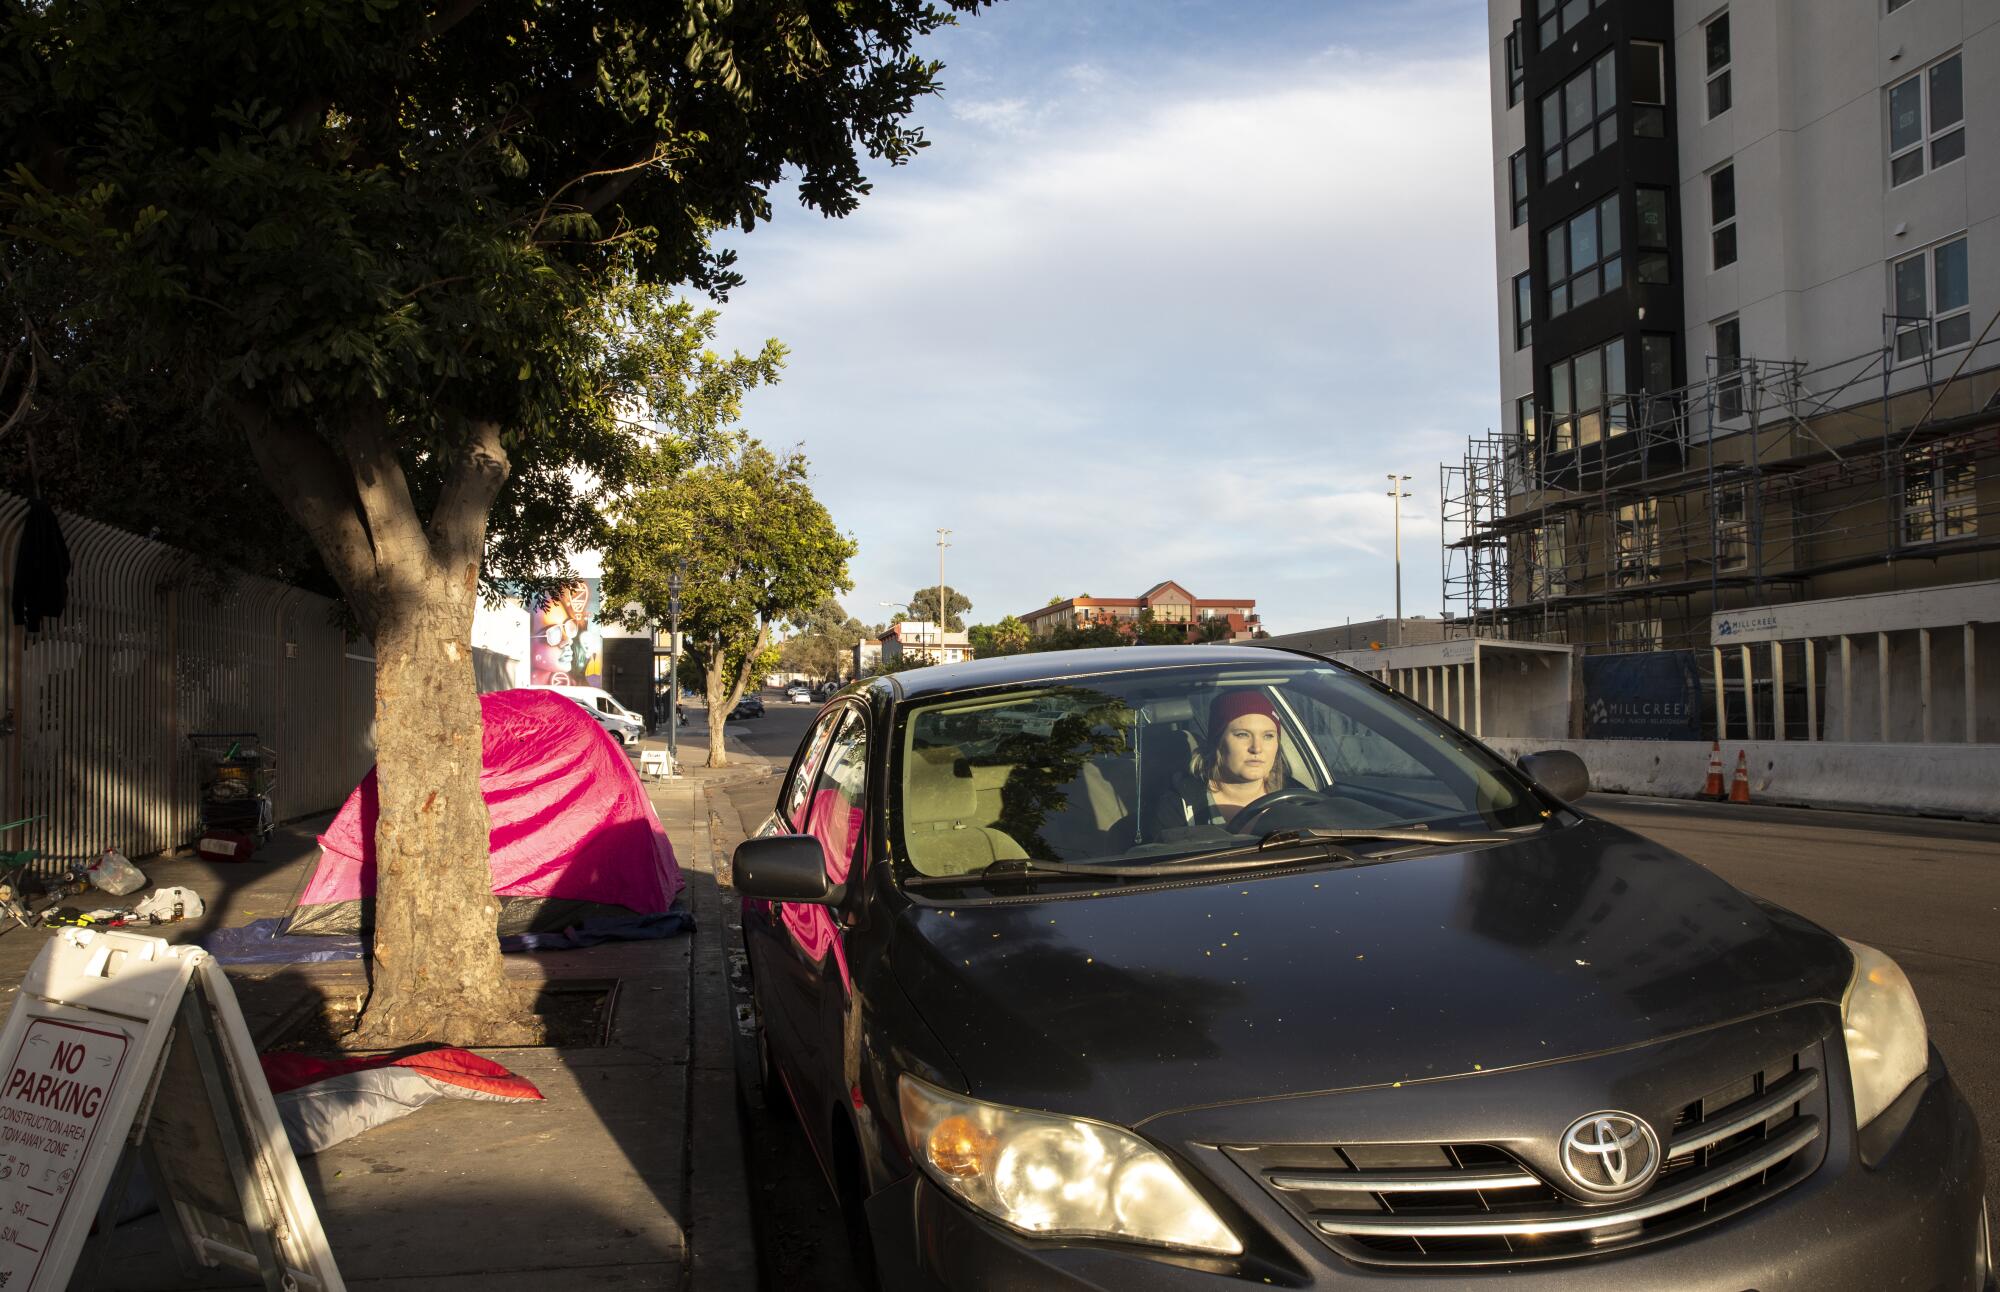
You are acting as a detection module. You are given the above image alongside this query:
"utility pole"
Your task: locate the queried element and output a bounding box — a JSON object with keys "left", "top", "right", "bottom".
{"left": 666, "top": 562, "right": 683, "bottom": 776}
{"left": 1386, "top": 474, "right": 1410, "bottom": 647}
{"left": 935, "top": 528, "right": 953, "bottom": 660}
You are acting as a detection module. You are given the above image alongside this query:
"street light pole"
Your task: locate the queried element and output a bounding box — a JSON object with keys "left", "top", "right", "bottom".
{"left": 935, "top": 528, "right": 952, "bottom": 661}
{"left": 667, "top": 563, "right": 683, "bottom": 777}
{"left": 1386, "top": 474, "right": 1411, "bottom": 647}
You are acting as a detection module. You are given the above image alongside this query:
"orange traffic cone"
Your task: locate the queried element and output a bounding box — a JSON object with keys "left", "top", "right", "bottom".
{"left": 1727, "top": 750, "right": 1751, "bottom": 804}
{"left": 1702, "top": 741, "right": 1725, "bottom": 799}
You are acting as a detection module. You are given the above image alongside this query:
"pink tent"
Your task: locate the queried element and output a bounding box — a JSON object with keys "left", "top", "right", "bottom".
{"left": 285, "top": 689, "right": 683, "bottom": 936}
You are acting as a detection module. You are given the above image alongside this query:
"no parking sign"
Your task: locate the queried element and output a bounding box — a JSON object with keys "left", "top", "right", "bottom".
{"left": 0, "top": 927, "right": 342, "bottom": 1290}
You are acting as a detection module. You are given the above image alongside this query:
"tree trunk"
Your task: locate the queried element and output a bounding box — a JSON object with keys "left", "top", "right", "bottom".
{"left": 353, "top": 590, "right": 532, "bottom": 1046}
{"left": 704, "top": 646, "right": 730, "bottom": 768}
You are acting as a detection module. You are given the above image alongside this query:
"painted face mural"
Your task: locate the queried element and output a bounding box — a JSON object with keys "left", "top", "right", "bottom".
{"left": 530, "top": 578, "right": 603, "bottom": 686}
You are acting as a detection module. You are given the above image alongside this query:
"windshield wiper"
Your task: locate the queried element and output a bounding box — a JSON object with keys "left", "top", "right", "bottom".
{"left": 902, "top": 828, "right": 1508, "bottom": 890}
{"left": 1153, "top": 826, "right": 1510, "bottom": 868}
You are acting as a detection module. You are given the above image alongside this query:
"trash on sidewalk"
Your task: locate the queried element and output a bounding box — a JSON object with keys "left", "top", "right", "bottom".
{"left": 134, "top": 885, "right": 206, "bottom": 922}
{"left": 196, "top": 827, "right": 260, "bottom": 861}
{"left": 260, "top": 1046, "right": 544, "bottom": 1156}
{"left": 87, "top": 846, "right": 147, "bottom": 895}
{"left": 203, "top": 916, "right": 362, "bottom": 965}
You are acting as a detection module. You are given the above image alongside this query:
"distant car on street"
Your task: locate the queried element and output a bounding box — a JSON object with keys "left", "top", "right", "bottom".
{"left": 732, "top": 645, "right": 1986, "bottom": 1289}
{"left": 731, "top": 694, "right": 766, "bottom": 720}
{"left": 519, "top": 684, "right": 644, "bottom": 747}
{"left": 787, "top": 685, "right": 815, "bottom": 704}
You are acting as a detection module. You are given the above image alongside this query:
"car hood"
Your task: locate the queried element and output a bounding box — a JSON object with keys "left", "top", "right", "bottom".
{"left": 889, "top": 819, "right": 1848, "bottom": 1128}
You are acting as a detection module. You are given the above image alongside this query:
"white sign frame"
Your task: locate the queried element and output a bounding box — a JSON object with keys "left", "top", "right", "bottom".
{"left": 0, "top": 927, "right": 342, "bottom": 1291}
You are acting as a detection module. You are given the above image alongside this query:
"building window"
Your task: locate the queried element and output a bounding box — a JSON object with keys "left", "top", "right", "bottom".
{"left": 1641, "top": 334, "right": 1675, "bottom": 392}
{"left": 1537, "top": 0, "right": 1607, "bottom": 51}
{"left": 1888, "top": 53, "right": 1963, "bottom": 187}
{"left": 1716, "top": 484, "right": 1749, "bottom": 571}
{"left": 1516, "top": 393, "right": 1537, "bottom": 452}
{"left": 1635, "top": 187, "right": 1671, "bottom": 284}
{"left": 1709, "top": 164, "right": 1737, "bottom": 269}
{"left": 1613, "top": 618, "right": 1663, "bottom": 650}
{"left": 1514, "top": 272, "right": 1534, "bottom": 349}
{"left": 1506, "top": 22, "right": 1526, "bottom": 107}
{"left": 1614, "top": 499, "right": 1662, "bottom": 586}
{"left": 1510, "top": 150, "right": 1529, "bottom": 228}
{"left": 1714, "top": 316, "right": 1743, "bottom": 419}
{"left": 1632, "top": 42, "right": 1667, "bottom": 137}
{"left": 1549, "top": 336, "right": 1627, "bottom": 450}
{"left": 1892, "top": 235, "right": 1970, "bottom": 362}
{"left": 1527, "top": 520, "right": 1569, "bottom": 599}
{"left": 1547, "top": 195, "right": 1621, "bottom": 316}
{"left": 1541, "top": 50, "right": 1617, "bottom": 181}
{"left": 1902, "top": 447, "right": 1977, "bottom": 543}
{"left": 1704, "top": 11, "right": 1732, "bottom": 119}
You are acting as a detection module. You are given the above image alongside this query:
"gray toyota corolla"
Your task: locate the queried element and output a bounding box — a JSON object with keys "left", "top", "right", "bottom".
{"left": 734, "top": 646, "right": 1991, "bottom": 1289}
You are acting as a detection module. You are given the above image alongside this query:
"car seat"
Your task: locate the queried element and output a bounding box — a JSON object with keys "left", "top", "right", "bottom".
{"left": 903, "top": 746, "right": 1029, "bottom": 875}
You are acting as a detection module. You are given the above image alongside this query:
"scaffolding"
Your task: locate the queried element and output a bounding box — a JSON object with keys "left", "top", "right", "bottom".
{"left": 1442, "top": 320, "right": 2000, "bottom": 655}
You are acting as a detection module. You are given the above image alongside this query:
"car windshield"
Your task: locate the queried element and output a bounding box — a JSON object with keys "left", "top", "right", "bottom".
{"left": 893, "top": 661, "right": 1547, "bottom": 878}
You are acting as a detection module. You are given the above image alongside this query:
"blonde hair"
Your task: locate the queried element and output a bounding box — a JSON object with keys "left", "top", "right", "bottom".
{"left": 1199, "top": 726, "right": 1288, "bottom": 795}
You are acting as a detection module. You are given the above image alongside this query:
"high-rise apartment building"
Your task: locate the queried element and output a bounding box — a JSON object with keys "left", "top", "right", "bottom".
{"left": 1454, "top": 0, "right": 1998, "bottom": 662}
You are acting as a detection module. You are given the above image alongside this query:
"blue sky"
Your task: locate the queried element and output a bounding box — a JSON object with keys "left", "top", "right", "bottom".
{"left": 707, "top": 0, "right": 1497, "bottom": 635}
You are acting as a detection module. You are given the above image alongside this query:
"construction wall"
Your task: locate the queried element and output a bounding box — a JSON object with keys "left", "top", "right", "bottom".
{"left": 1484, "top": 736, "right": 2000, "bottom": 824}
{"left": 0, "top": 495, "right": 377, "bottom": 870}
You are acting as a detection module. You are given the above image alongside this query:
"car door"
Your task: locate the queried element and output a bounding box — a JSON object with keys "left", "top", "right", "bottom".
{"left": 759, "top": 707, "right": 869, "bottom": 1138}
{"left": 744, "top": 708, "right": 848, "bottom": 1109}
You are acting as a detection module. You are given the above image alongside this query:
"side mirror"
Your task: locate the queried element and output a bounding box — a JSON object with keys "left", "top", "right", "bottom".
{"left": 732, "top": 835, "right": 842, "bottom": 904}
{"left": 1518, "top": 750, "right": 1590, "bottom": 802}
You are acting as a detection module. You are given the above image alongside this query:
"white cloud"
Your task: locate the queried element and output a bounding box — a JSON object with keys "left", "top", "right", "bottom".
{"left": 711, "top": 41, "right": 1496, "bottom": 636}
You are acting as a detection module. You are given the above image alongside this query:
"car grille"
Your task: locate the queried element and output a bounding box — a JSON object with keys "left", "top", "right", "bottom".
{"left": 1226, "top": 1046, "right": 1828, "bottom": 1267}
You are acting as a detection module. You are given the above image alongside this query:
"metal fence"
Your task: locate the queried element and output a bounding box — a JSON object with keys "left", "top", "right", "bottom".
{"left": 0, "top": 494, "right": 376, "bottom": 871}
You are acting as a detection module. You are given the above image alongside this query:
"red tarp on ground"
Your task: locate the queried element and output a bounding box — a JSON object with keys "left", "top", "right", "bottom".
{"left": 285, "top": 689, "right": 682, "bottom": 935}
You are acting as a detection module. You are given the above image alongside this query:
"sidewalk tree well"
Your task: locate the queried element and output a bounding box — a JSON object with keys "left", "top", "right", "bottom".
{"left": 603, "top": 444, "right": 854, "bottom": 767}
{"left": 0, "top": 0, "right": 983, "bottom": 1045}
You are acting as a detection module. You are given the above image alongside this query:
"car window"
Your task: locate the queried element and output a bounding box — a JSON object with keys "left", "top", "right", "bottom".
{"left": 800, "top": 712, "right": 868, "bottom": 886}
{"left": 782, "top": 708, "right": 848, "bottom": 829}
{"left": 895, "top": 663, "right": 1542, "bottom": 876}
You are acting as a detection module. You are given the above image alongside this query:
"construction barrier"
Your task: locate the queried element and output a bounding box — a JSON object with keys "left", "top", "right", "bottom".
{"left": 1483, "top": 736, "right": 2000, "bottom": 823}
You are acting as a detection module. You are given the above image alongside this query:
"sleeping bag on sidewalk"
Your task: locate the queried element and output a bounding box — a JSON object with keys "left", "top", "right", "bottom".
{"left": 284, "top": 688, "right": 683, "bottom": 936}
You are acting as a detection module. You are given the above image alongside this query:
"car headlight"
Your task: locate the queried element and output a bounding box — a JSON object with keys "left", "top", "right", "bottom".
{"left": 897, "top": 1074, "right": 1241, "bottom": 1256}
{"left": 1840, "top": 939, "right": 1928, "bottom": 1128}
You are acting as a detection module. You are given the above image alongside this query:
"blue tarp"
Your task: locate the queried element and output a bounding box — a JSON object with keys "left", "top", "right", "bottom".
{"left": 203, "top": 908, "right": 694, "bottom": 965}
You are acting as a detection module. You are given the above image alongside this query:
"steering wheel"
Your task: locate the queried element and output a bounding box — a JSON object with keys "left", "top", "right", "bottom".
{"left": 1226, "top": 788, "right": 1334, "bottom": 834}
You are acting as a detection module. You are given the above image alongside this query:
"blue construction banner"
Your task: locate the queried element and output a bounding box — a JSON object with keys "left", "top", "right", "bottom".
{"left": 1582, "top": 650, "right": 1702, "bottom": 740}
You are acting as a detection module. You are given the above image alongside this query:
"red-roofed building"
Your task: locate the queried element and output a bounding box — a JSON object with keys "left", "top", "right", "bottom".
{"left": 1020, "top": 581, "right": 1261, "bottom": 643}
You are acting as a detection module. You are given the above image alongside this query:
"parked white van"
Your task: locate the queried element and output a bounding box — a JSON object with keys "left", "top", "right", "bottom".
{"left": 521, "top": 685, "right": 645, "bottom": 747}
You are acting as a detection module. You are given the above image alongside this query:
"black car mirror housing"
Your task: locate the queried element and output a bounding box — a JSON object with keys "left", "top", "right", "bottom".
{"left": 1518, "top": 749, "right": 1590, "bottom": 802}
{"left": 733, "top": 835, "right": 843, "bottom": 904}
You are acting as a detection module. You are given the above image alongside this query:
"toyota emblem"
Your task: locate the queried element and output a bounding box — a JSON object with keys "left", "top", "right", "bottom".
{"left": 1558, "top": 1111, "right": 1660, "bottom": 1198}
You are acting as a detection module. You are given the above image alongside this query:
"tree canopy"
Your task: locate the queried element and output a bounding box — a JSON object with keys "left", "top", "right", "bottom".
{"left": 908, "top": 584, "right": 972, "bottom": 631}
{"left": 603, "top": 442, "right": 853, "bottom": 765}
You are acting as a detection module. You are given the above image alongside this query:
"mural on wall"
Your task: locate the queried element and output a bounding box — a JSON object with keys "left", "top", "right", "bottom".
{"left": 529, "top": 579, "right": 604, "bottom": 687}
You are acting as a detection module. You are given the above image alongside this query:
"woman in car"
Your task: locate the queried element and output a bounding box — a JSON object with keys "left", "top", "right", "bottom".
{"left": 1149, "top": 690, "right": 1292, "bottom": 834}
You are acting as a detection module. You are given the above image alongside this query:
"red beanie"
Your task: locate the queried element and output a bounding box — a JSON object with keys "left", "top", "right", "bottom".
{"left": 1208, "top": 690, "right": 1280, "bottom": 734}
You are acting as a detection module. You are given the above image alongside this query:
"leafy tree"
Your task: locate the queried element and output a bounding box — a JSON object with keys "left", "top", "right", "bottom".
{"left": 0, "top": 0, "right": 984, "bottom": 1044}
{"left": 1046, "top": 595, "right": 1068, "bottom": 606}
{"left": 604, "top": 443, "right": 854, "bottom": 767}
{"left": 907, "top": 584, "right": 971, "bottom": 631}
{"left": 968, "top": 614, "right": 1030, "bottom": 657}
{"left": 784, "top": 597, "right": 866, "bottom": 682}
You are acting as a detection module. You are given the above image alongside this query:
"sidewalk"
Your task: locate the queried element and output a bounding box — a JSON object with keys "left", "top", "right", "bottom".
{"left": 1, "top": 727, "right": 775, "bottom": 1290}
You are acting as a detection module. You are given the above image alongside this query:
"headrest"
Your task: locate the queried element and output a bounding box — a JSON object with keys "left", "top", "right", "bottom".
{"left": 1146, "top": 697, "right": 1195, "bottom": 723}
{"left": 906, "top": 745, "right": 977, "bottom": 823}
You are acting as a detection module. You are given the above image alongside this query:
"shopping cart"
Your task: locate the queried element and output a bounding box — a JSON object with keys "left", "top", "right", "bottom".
{"left": 188, "top": 732, "right": 279, "bottom": 844}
